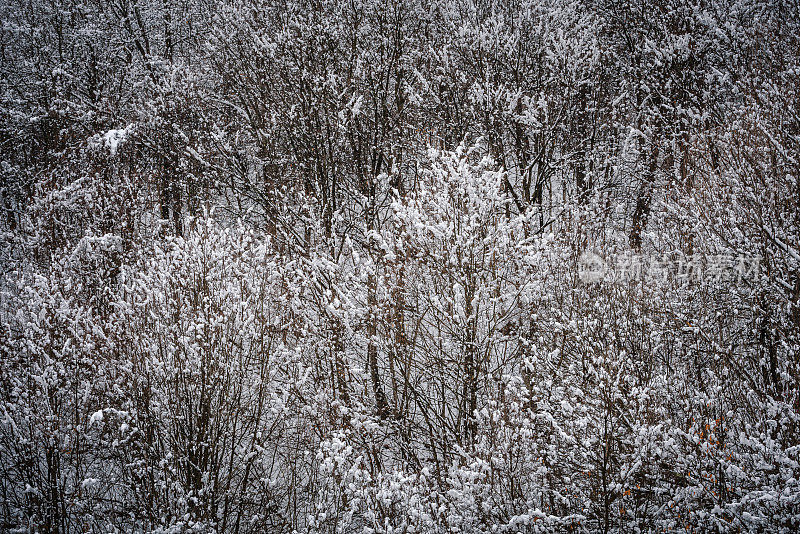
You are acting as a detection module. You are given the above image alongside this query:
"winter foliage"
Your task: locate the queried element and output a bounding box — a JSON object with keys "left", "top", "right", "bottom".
{"left": 1, "top": 0, "right": 799, "bottom": 532}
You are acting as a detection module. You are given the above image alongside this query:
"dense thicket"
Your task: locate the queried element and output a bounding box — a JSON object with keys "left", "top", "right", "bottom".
{"left": 1, "top": 0, "right": 798, "bottom": 532}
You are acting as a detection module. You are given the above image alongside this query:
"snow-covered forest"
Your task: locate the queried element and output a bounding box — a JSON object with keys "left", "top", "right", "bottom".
{"left": 0, "top": 0, "right": 798, "bottom": 531}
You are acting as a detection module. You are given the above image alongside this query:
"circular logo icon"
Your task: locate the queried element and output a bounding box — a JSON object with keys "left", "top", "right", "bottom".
{"left": 578, "top": 251, "right": 606, "bottom": 283}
